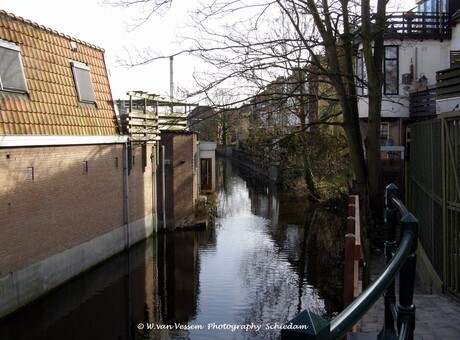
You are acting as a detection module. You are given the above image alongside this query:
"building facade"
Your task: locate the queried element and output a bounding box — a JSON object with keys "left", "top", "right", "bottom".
{"left": 0, "top": 10, "right": 157, "bottom": 318}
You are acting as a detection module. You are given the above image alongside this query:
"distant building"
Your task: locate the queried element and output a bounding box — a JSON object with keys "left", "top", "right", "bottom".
{"left": 116, "top": 93, "right": 216, "bottom": 230}
{"left": 188, "top": 105, "right": 219, "bottom": 142}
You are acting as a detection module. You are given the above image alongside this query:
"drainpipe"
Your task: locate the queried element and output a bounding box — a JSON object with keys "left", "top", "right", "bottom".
{"left": 124, "top": 142, "right": 130, "bottom": 249}
{"left": 152, "top": 143, "right": 158, "bottom": 233}
{"left": 162, "top": 145, "right": 166, "bottom": 230}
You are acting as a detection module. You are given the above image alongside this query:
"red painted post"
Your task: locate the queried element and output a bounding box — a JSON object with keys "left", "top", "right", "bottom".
{"left": 344, "top": 233, "right": 356, "bottom": 309}
{"left": 347, "top": 216, "right": 356, "bottom": 234}
{"left": 348, "top": 203, "right": 356, "bottom": 218}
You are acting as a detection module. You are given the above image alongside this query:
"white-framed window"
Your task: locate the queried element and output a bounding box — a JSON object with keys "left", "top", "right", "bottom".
{"left": 70, "top": 60, "right": 96, "bottom": 103}
{"left": 356, "top": 49, "right": 368, "bottom": 96}
{"left": 0, "top": 39, "right": 28, "bottom": 93}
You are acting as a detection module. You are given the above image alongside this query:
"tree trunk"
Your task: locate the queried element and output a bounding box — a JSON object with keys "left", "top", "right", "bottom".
{"left": 297, "top": 69, "right": 321, "bottom": 202}
{"left": 362, "top": 0, "right": 387, "bottom": 248}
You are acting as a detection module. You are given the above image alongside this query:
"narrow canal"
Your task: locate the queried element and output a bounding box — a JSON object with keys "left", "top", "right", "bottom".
{"left": 0, "top": 158, "right": 344, "bottom": 340}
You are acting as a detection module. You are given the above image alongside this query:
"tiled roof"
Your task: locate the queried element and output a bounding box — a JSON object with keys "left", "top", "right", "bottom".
{"left": 0, "top": 10, "right": 118, "bottom": 136}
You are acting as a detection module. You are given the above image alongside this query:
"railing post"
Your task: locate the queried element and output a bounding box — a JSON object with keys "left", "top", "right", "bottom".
{"left": 397, "top": 213, "right": 418, "bottom": 340}
{"left": 380, "top": 184, "right": 399, "bottom": 339}
{"left": 344, "top": 233, "right": 356, "bottom": 308}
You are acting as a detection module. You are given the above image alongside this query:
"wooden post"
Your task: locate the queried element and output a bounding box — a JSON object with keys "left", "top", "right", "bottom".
{"left": 347, "top": 216, "right": 356, "bottom": 234}
{"left": 344, "top": 234, "right": 356, "bottom": 308}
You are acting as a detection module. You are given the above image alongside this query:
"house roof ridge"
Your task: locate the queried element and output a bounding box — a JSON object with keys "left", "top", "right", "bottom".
{"left": 0, "top": 9, "right": 105, "bottom": 52}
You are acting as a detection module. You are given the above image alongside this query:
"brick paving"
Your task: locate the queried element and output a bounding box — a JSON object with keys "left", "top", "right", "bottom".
{"left": 356, "top": 253, "right": 460, "bottom": 340}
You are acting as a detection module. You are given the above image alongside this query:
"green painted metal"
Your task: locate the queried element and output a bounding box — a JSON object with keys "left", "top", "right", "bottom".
{"left": 280, "top": 310, "right": 330, "bottom": 339}
{"left": 409, "top": 118, "right": 460, "bottom": 298}
{"left": 329, "top": 231, "right": 414, "bottom": 339}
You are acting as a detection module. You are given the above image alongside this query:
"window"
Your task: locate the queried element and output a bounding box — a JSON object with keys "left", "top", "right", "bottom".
{"left": 356, "top": 50, "right": 368, "bottom": 96}
{"left": 71, "top": 61, "right": 96, "bottom": 103}
{"left": 450, "top": 51, "right": 460, "bottom": 67}
{"left": 380, "top": 122, "right": 390, "bottom": 145}
{"left": 0, "top": 40, "right": 28, "bottom": 93}
{"left": 384, "top": 46, "right": 399, "bottom": 95}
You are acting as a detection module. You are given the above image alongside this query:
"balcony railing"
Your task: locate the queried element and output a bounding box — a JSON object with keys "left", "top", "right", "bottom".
{"left": 385, "top": 12, "right": 451, "bottom": 41}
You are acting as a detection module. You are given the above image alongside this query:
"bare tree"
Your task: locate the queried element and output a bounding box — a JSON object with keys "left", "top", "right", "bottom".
{"left": 104, "top": 0, "right": 389, "bottom": 244}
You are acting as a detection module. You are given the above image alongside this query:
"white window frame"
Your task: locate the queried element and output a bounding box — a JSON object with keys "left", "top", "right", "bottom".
{"left": 0, "top": 39, "right": 28, "bottom": 93}
{"left": 70, "top": 60, "right": 96, "bottom": 103}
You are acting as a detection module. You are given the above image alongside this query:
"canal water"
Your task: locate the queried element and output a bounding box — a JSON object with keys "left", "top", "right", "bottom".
{"left": 0, "top": 158, "right": 344, "bottom": 340}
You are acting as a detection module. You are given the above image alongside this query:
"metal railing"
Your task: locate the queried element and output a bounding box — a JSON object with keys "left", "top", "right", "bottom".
{"left": 281, "top": 183, "right": 418, "bottom": 339}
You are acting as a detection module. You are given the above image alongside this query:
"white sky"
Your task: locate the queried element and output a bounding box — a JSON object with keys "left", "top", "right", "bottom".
{"left": 0, "top": 0, "right": 196, "bottom": 100}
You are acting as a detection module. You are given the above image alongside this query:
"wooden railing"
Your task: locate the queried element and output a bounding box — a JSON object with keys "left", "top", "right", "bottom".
{"left": 409, "top": 86, "right": 437, "bottom": 118}
{"left": 436, "top": 66, "right": 460, "bottom": 99}
{"left": 385, "top": 12, "right": 451, "bottom": 41}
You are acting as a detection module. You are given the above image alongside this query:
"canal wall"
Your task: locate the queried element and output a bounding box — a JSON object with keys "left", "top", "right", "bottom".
{"left": 0, "top": 216, "right": 153, "bottom": 317}
{"left": 221, "top": 147, "right": 278, "bottom": 182}
{"left": 0, "top": 144, "right": 157, "bottom": 319}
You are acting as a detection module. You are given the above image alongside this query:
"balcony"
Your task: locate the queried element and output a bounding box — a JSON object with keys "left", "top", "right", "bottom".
{"left": 385, "top": 12, "right": 452, "bottom": 41}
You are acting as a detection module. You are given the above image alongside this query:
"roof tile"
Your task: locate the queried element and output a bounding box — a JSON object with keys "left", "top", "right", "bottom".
{"left": 1, "top": 11, "right": 117, "bottom": 136}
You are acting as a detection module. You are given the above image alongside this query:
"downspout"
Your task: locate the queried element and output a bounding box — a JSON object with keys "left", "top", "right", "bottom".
{"left": 152, "top": 143, "right": 158, "bottom": 233}
{"left": 162, "top": 145, "right": 166, "bottom": 230}
{"left": 124, "top": 142, "right": 130, "bottom": 249}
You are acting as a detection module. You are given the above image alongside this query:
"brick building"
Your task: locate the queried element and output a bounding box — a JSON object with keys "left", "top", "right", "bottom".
{"left": 0, "top": 10, "right": 157, "bottom": 318}
{"left": 157, "top": 131, "right": 199, "bottom": 230}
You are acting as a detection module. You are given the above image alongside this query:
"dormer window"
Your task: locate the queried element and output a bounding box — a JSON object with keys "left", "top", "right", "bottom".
{"left": 71, "top": 60, "right": 96, "bottom": 103}
{"left": 0, "top": 40, "right": 28, "bottom": 93}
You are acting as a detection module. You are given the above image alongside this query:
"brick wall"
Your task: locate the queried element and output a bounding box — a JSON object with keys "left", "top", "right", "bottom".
{"left": 127, "top": 143, "right": 154, "bottom": 224}
{"left": 172, "top": 133, "right": 197, "bottom": 223}
{"left": 0, "top": 143, "right": 154, "bottom": 275}
{"left": 157, "top": 132, "right": 198, "bottom": 228}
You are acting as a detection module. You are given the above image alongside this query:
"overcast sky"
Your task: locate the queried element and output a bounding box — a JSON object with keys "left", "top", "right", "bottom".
{"left": 1, "top": 0, "right": 196, "bottom": 100}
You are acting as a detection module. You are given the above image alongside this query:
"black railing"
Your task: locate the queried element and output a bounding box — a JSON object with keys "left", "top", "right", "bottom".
{"left": 385, "top": 12, "right": 451, "bottom": 41}
{"left": 281, "top": 184, "right": 418, "bottom": 339}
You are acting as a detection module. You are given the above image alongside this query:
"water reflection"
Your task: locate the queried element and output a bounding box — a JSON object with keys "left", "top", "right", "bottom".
{"left": 0, "top": 240, "right": 158, "bottom": 340}
{"left": 0, "top": 158, "right": 344, "bottom": 340}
